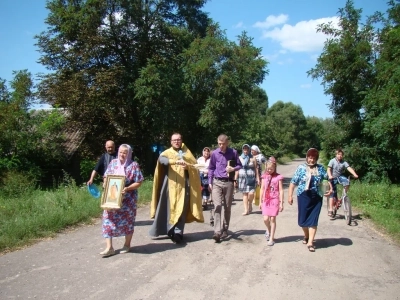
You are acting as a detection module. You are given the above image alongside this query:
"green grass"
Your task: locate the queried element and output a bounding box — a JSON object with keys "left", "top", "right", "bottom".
{"left": 0, "top": 179, "right": 154, "bottom": 253}
{"left": 349, "top": 181, "right": 400, "bottom": 243}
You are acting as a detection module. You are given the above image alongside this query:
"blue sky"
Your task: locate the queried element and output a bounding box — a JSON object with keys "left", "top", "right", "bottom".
{"left": 0, "top": 0, "right": 389, "bottom": 117}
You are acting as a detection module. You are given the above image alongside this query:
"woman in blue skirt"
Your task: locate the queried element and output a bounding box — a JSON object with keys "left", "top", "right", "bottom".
{"left": 288, "top": 148, "right": 332, "bottom": 252}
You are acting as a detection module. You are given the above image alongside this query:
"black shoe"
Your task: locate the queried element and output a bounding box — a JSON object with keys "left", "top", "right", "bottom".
{"left": 213, "top": 233, "right": 221, "bottom": 243}
{"left": 221, "top": 230, "right": 228, "bottom": 239}
{"left": 173, "top": 233, "right": 183, "bottom": 244}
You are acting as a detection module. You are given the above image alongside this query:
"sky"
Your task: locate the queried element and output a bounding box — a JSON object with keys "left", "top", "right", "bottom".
{"left": 0, "top": 0, "right": 389, "bottom": 118}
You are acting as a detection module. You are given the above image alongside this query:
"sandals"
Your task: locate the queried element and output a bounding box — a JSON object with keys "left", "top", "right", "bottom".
{"left": 307, "top": 245, "right": 315, "bottom": 252}
{"left": 302, "top": 237, "right": 309, "bottom": 244}
{"left": 328, "top": 211, "right": 333, "bottom": 217}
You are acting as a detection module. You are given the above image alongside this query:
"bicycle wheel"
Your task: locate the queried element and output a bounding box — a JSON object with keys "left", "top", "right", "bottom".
{"left": 342, "top": 195, "right": 352, "bottom": 225}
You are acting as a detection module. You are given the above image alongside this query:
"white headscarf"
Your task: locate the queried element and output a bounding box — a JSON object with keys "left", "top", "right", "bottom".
{"left": 251, "top": 145, "right": 260, "bottom": 153}
{"left": 114, "top": 144, "right": 133, "bottom": 176}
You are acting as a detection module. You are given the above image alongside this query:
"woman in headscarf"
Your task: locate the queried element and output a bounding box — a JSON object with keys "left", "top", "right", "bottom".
{"left": 288, "top": 148, "right": 332, "bottom": 252}
{"left": 100, "top": 144, "right": 144, "bottom": 257}
{"left": 197, "top": 147, "right": 212, "bottom": 209}
{"left": 235, "top": 144, "right": 259, "bottom": 215}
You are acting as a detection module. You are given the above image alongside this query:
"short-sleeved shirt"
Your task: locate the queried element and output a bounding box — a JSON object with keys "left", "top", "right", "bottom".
{"left": 328, "top": 158, "right": 349, "bottom": 178}
{"left": 290, "top": 164, "right": 328, "bottom": 196}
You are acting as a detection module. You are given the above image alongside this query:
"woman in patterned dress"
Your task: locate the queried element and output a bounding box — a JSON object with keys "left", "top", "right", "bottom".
{"left": 236, "top": 144, "right": 259, "bottom": 215}
{"left": 100, "top": 144, "right": 144, "bottom": 257}
{"left": 288, "top": 148, "right": 332, "bottom": 252}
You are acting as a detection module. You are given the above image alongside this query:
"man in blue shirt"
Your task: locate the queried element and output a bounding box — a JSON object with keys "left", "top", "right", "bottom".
{"left": 208, "top": 134, "right": 242, "bottom": 242}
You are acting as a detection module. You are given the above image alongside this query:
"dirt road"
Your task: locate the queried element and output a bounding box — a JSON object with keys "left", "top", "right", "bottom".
{"left": 1, "top": 159, "right": 399, "bottom": 299}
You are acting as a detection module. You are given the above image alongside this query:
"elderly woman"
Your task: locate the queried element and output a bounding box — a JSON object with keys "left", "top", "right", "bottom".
{"left": 100, "top": 144, "right": 144, "bottom": 257}
{"left": 288, "top": 148, "right": 332, "bottom": 252}
{"left": 251, "top": 145, "right": 266, "bottom": 206}
{"left": 235, "top": 144, "right": 259, "bottom": 215}
{"left": 197, "top": 147, "right": 211, "bottom": 209}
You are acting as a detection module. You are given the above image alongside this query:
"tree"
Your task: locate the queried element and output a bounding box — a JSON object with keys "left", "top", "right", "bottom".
{"left": 36, "top": 1, "right": 268, "bottom": 170}
{"left": 180, "top": 26, "right": 268, "bottom": 145}
{"left": 36, "top": 0, "right": 209, "bottom": 161}
{"left": 307, "top": 0, "right": 376, "bottom": 143}
{"left": 361, "top": 0, "right": 400, "bottom": 182}
{"left": 264, "top": 101, "right": 308, "bottom": 157}
{"left": 0, "top": 71, "right": 66, "bottom": 182}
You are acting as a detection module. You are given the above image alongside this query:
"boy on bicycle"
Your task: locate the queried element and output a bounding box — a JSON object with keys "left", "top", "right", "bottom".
{"left": 327, "top": 148, "right": 358, "bottom": 218}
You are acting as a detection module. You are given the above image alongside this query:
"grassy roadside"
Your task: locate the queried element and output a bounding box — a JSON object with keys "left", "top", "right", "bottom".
{"left": 349, "top": 181, "right": 400, "bottom": 243}
{"left": 0, "top": 179, "right": 154, "bottom": 253}
{"left": 1, "top": 171, "right": 399, "bottom": 253}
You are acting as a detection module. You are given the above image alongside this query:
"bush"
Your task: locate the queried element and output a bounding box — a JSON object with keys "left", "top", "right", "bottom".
{"left": 80, "top": 159, "right": 98, "bottom": 184}
{"left": 0, "top": 170, "right": 37, "bottom": 198}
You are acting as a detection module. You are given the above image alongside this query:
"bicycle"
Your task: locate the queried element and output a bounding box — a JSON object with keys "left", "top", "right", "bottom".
{"left": 326, "top": 177, "right": 352, "bottom": 225}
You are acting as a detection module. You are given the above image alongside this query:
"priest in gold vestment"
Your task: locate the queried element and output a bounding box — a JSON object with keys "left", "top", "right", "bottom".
{"left": 149, "top": 133, "right": 204, "bottom": 243}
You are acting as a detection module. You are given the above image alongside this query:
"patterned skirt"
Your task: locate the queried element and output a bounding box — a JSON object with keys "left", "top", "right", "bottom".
{"left": 102, "top": 197, "right": 137, "bottom": 238}
{"left": 238, "top": 169, "right": 256, "bottom": 193}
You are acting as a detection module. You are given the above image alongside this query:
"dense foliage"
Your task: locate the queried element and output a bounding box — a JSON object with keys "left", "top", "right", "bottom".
{"left": 1, "top": 0, "right": 400, "bottom": 185}
{"left": 34, "top": 0, "right": 267, "bottom": 174}
{"left": 0, "top": 70, "right": 66, "bottom": 184}
{"left": 308, "top": 0, "right": 400, "bottom": 183}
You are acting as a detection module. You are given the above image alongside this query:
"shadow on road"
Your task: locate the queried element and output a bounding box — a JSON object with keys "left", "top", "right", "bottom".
{"left": 328, "top": 213, "right": 362, "bottom": 226}
{"left": 131, "top": 230, "right": 216, "bottom": 254}
{"left": 135, "top": 220, "right": 154, "bottom": 226}
{"left": 222, "top": 229, "right": 265, "bottom": 242}
{"left": 131, "top": 240, "right": 187, "bottom": 254}
{"left": 315, "top": 237, "right": 353, "bottom": 249}
{"left": 274, "top": 235, "right": 306, "bottom": 243}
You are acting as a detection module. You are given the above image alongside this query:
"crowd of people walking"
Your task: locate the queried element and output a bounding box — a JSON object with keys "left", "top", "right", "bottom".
{"left": 88, "top": 135, "right": 359, "bottom": 256}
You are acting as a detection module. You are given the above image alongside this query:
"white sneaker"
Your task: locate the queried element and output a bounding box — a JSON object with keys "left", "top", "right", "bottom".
{"left": 264, "top": 230, "right": 270, "bottom": 241}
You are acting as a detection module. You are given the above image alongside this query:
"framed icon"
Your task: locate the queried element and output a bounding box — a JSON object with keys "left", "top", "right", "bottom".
{"left": 101, "top": 175, "right": 125, "bottom": 209}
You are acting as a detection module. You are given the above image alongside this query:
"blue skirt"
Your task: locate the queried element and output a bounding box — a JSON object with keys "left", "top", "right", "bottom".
{"left": 297, "top": 190, "right": 322, "bottom": 227}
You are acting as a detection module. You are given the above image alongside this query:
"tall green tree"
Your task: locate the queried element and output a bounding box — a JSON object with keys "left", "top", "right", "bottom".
{"left": 307, "top": 0, "right": 376, "bottom": 143}
{"left": 180, "top": 26, "right": 268, "bottom": 145}
{"left": 264, "top": 101, "right": 308, "bottom": 157}
{"left": 361, "top": 0, "right": 400, "bottom": 182}
{"left": 36, "top": 1, "right": 268, "bottom": 168}
{"left": 36, "top": 0, "right": 209, "bottom": 159}
{"left": 0, "top": 71, "right": 66, "bottom": 181}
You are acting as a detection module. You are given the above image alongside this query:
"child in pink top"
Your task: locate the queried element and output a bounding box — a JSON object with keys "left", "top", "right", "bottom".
{"left": 259, "top": 157, "right": 284, "bottom": 246}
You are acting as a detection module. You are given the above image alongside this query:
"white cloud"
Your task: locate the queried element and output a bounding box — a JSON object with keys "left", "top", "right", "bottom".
{"left": 233, "top": 22, "right": 244, "bottom": 29}
{"left": 258, "top": 16, "right": 339, "bottom": 52}
{"left": 253, "top": 14, "right": 288, "bottom": 29}
{"left": 263, "top": 53, "right": 280, "bottom": 61}
{"left": 300, "top": 84, "right": 312, "bottom": 89}
{"left": 277, "top": 57, "right": 294, "bottom": 65}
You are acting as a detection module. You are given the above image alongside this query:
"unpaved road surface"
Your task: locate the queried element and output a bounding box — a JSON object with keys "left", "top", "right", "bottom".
{"left": 1, "top": 159, "right": 399, "bottom": 299}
